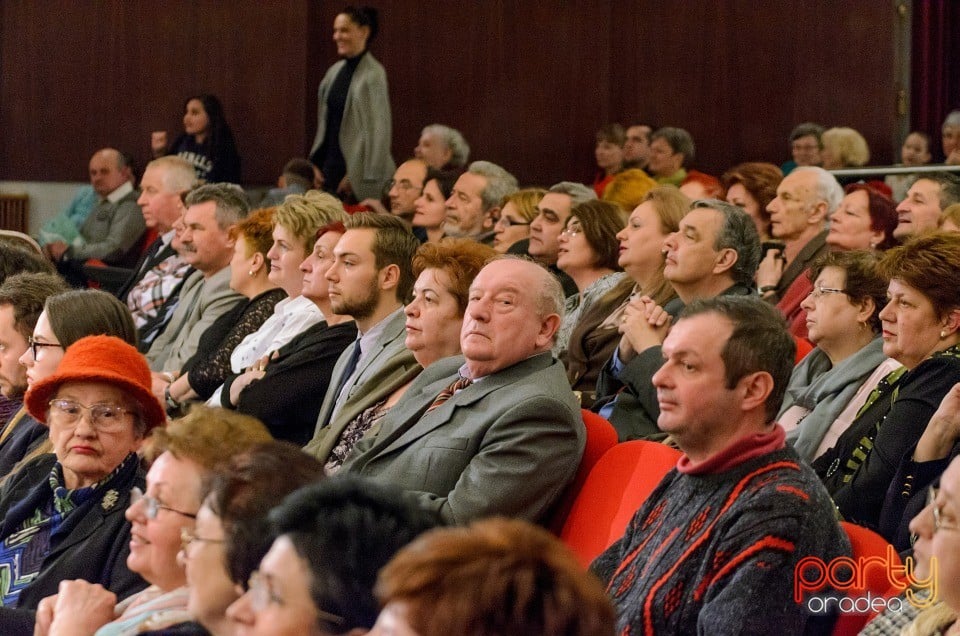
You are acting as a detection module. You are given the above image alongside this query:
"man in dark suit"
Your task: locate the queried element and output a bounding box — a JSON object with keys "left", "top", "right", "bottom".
{"left": 343, "top": 256, "right": 584, "bottom": 525}
{"left": 304, "top": 213, "right": 421, "bottom": 464}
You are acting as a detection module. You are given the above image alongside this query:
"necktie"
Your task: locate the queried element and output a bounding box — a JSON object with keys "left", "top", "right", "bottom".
{"left": 426, "top": 376, "right": 473, "bottom": 413}
{"left": 333, "top": 338, "right": 363, "bottom": 401}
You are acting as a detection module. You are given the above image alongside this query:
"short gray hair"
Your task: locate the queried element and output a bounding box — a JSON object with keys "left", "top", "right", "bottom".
{"left": 942, "top": 110, "right": 960, "bottom": 132}
{"left": 691, "top": 199, "right": 761, "bottom": 287}
{"left": 791, "top": 166, "right": 843, "bottom": 213}
{"left": 467, "top": 161, "right": 518, "bottom": 212}
{"left": 651, "top": 127, "right": 695, "bottom": 166}
{"left": 148, "top": 156, "right": 197, "bottom": 193}
{"left": 184, "top": 182, "right": 250, "bottom": 228}
{"left": 422, "top": 124, "right": 470, "bottom": 168}
{"left": 548, "top": 182, "right": 596, "bottom": 208}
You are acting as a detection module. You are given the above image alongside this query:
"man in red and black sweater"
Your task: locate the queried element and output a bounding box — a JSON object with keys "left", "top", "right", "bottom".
{"left": 592, "top": 296, "right": 851, "bottom": 635}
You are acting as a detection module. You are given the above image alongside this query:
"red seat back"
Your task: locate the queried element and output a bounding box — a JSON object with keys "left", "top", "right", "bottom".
{"left": 560, "top": 440, "right": 680, "bottom": 567}
{"left": 831, "top": 522, "right": 904, "bottom": 635}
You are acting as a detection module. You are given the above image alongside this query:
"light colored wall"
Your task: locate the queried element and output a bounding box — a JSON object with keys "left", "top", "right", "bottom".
{"left": 0, "top": 181, "right": 87, "bottom": 236}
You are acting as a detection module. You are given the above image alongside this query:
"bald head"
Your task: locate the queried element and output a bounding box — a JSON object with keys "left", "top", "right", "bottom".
{"left": 89, "top": 148, "right": 131, "bottom": 197}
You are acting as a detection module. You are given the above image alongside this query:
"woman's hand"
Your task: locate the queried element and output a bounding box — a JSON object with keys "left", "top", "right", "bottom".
{"left": 756, "top": 248, "right": 785, "bottom": 291}
{"left": 35, "top": 580, "right": 117, "bottom": 636}
{"left": 228, "top": 354, "right": 271, "bottom": 406}
{"left": 150, "top": 131, "right": 168, "bottom": 157}
{"left": 617, "top": 296, "right": 671, "bottom": 364}
{"left": 914, "top": 383, "right": 960, "bottom": 462}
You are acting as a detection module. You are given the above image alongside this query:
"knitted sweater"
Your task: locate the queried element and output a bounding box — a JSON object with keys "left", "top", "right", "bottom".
{"left": 592, "top": 428, "right": 851, "bottom": 635}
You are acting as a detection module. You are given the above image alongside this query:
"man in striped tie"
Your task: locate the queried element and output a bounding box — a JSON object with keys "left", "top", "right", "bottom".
{"left": 343, "top": 256, "right": 584, "bottom": 526}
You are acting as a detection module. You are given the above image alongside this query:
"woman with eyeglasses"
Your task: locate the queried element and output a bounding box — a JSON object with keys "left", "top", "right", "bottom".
{"left": 491, "top": 188, "right": 544, "bottom": 253}
{"left": 778, "top": 251, "right": 897, "bottom": 463}
{"left": 0, "top": 336, "right": 162, "bottom": 632}
{"left": 861, "top": 454, "right": 960, "bottom": 635}
{"left": 811, "top": 232, "right": 960, "bottom": 534}
{"left": 554, "top": 200, "right": 626, "bottom": 357}
{"left": 1, "top": 289, "right": 136, "bottom": 479}
{"left": 32, "top": 406, "right": 271, "bottom": 636}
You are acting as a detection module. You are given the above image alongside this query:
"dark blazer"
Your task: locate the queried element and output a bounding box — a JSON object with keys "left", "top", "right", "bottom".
{"left": 343, "top": 353, "right": 585, "bottom": 525}
{"left": 227, "top": 320, "right": 358, "bottom": 445}
{"left": 0, "top": 410, "right": 47, "bottom": 477}
{"left": 0, "top": 454, "right": 147, "bottom": 633}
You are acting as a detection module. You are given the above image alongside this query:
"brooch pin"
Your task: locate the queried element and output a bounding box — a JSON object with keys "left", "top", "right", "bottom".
{"left": 101, "top": 490, "right": 119, "bottom": 511}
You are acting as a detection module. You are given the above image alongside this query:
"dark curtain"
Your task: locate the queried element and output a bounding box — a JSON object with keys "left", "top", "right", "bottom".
{"left": 911, "top": 0, "right": 960, "bottom": 159}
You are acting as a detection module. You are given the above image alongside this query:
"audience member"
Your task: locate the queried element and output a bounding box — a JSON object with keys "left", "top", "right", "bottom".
{"left": 563, "top": 187, "right": 685, "bottom": 406}
{"left": 309, "top": 7, "right": 394, "bottom": 201}
{"left": 893, "top": 171, "right": 960, "bottom": 240}
{"left": 779, "top": 251, "right": 896, "bottom": 461}
{"left": 343, "top": 257, "right": 584, "bottom": 525}
{"left": 33, "top": 407, "right": 272, "bottom": 636}
{"left": 646, "top": 127, "right": 694, "bottom": 186}
{"left": 225, "top": 475, "right": 436, "bottom": 634}
{"left": 826, "top": 183, "right": 899, "bottom": 251}
{"left": 146, "top": 183, "right": 248, "bottom": 385}
{"left": 622, "top": 122, "right": 653, "bottom": 171}
{"left": 592, "top": 123, "right": 625, "bottom": 197}
{"left": 258, "top": 158, "right": 316, "bottom": 207}
{"left": 885, "top": 131, "right": 933, "bottom": 201}
{"left": 721, "top": 161, "right": 782, "bottom": 240}
{"left": 224, "top": 223, "right": 357, "bottom": 444}
{"left": 372, "top": 518, "right": 615, "bottom": 636}
{"left": 3, "top": 289, "right": 136, "bottom": 478}
{"left": 414, "top": 124, "right": 470, "bottom": 170}
{"left": 123, "top": 156, "right": 196, "bottom": 343}
{"left": 594, "top": 200, "right": 759, "bottom": 440}
{"left": 152, "top": 94, "right": 241, "bottom": 184}
{"left": 492, "top": 188, "right": 544, "bottom": 253}
{"left": 200, "top": 191, "right": 345, "bottom": 407}
{"left": 0, "top": 245, "right": 54, "bottom": 286}
{"left": 0, "top": 273, "right": 69, "bottom": 468}
{"left": 813, "top": 232, "right": 960, "bottom": 532}
{"left": 759, "top": 166, "right": 842, "bottom": 338}
{"left": 555, "top": 200, "right": 626, "bottom": 356}
{"left": 163, "top": 208, "right": 286, "bottom": 411}
{"left": 412, "top": 167, "right": 462, "bottom": 243}
{"left": 304, "top": 213, "right": 420, "bottom": 454}
{"left": 678, "top": 170, "right": 723, "bottom": 200}
{"left": 820, "top": 126, "right": 870, "bottom": 172}
{"left": 600, "top": 168, "right": 657, "bottom": 213}
{"left": 592, "top": 296, "right": 850, "bottom": 634}
{"left": 941, "top": 109, "right": 960, "bottom": 165}
{"left": 316, "top": 238, "right": 494, "bottom": 471}
{"left": 0, "top": 336, "right": 165, "bottom": 631}
{"left": 47, "top": 149, "right": 145, "bottom": 285}
{"left": 781, "top": 122, "right": 825, "bottom": 175}
{"left": 524, "top": 181, "right": 596, "bottom": 297}
{"left": 359, "top": 158, "right": 427, "bottom": 224}
{"left": 36, "top": 186, "right": 97, "bottom": 249}
{"left": 444, "top": 160, "right": 518, "bottom": 244}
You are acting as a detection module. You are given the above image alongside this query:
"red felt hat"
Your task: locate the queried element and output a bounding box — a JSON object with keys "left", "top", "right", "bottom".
{"left": 25, "top": 335, "right": 166, "bottom": 432}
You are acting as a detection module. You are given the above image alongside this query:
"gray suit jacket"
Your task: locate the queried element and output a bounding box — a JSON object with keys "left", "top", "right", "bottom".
{"left": 304, "top": 309, "right": 419, "bottom": 459}
{"left": 70, "top": 187, "right": 145, "bottom": 264}
{"left": 309, "top": 52, "right": 395, "bottom": 201}
{"left": 145, "top": 267, "right": 244, "bottom": 372}
{"left": 343, "top": 352, "right": 585, "bottom": 525}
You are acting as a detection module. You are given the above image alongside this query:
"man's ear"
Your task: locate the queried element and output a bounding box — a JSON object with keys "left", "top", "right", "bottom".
{"left": 808, "top": 200, "right": 829, "bottom": 225}
{"left": 713, "top": 247, "right": 738, "bottom": 275}
{"left": 379, "top": 263, "right": 401, "bottom": 291}
{"left": 738, "top": 371, "right": 774, "bottom": 413}
{"left": 536, "top": 313, "right": 562, "bottom": 350}
{"left": 482, "top": 206, "right": 502, "bottom": 231}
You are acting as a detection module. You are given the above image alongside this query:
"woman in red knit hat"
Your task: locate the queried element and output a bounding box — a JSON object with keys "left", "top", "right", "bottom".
{"left": 0, "top": 335, "right": 164, "bottom": 630}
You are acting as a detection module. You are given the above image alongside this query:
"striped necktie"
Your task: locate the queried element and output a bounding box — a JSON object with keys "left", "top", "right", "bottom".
{"left": 426, "top": 376, "right": 473, "bottom": 413}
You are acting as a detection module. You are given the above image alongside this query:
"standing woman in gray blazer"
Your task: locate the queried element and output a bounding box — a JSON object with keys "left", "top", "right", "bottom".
{"left": 310, "top": 6, "right": 395, "bottom": 203}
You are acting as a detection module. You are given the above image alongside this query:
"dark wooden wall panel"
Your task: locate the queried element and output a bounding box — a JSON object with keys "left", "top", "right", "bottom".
{"left": 1, "top": 1, "right": 898, "bottom": 187}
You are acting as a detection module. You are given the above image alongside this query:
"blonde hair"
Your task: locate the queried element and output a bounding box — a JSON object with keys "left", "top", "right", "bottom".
{"left": 822, "top": 127, "right": 870, "bottom": 167}
{"left": 499, "top": 188, "right": 546, "bottom": 222}
{"left": 274, "top": 191, "right": 347, "bottom": 253}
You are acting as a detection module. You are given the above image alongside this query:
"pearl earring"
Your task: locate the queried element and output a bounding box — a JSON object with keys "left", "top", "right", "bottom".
{"left": 248, "top": 270, "right": 255, "bottom": 277}
{"left": 941, "top": 330, "right": 948, "bottom": 339}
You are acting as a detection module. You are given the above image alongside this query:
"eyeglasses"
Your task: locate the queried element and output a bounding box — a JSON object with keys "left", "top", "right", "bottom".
{"left": 130, "top": 487, "right": 197, "bottom": 520}
{"left": 387, "top": 179, "right": 422, "bottom": 193}
{"left": 496, "top": 217, "right": 530, "bottom": 229}
{"left": 47, "top": 399, "right": 134, "bottom": 432}
{"left": 246, "top": 570, "right": 344, "bottom": 626}
{"left": 28, "top": 336, "right": 62, "bottom": 359}
{"left": 561, "top": 224, "right": 583, "bottom": 237}
{"left": 928, "top": 486, "right": 958, "bottom": 533}
{"left": 807, "top": 284, "right": 848, "bottom": 300}
{"left": 180, "top": 526, "right": 226, "bottom": 552}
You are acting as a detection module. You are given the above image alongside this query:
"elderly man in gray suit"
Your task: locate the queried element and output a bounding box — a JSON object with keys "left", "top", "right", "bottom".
{"left": 304, "top": 213, "right": 421, "bottom": 463}
{"left": 342, "top": 256, "right": 585, "bottom": 525}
